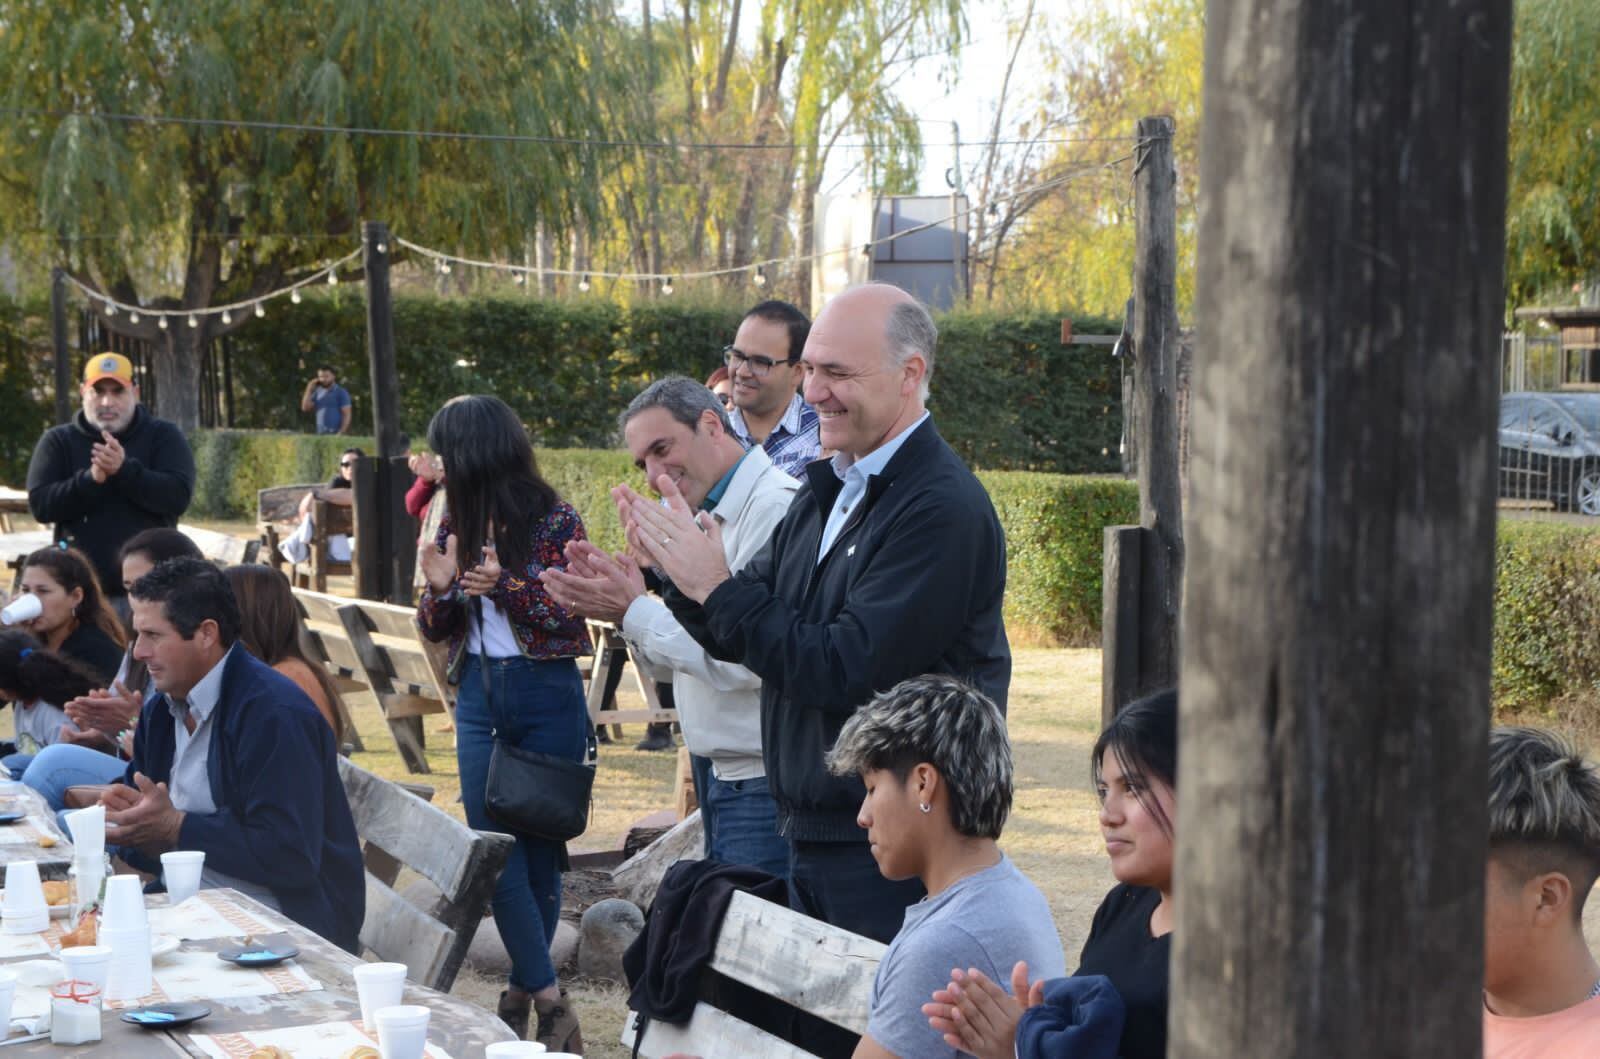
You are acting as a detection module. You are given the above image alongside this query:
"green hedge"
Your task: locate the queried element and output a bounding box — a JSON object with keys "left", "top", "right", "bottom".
{"left": 0, "top": 294, "right": 53, "bottom": 485}
{"left": 1493, "top": 519, "right": 1600, "bottom": 715}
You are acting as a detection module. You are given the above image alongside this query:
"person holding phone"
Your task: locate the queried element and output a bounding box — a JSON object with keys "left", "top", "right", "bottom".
{"left": 414, "top": 395, "right": 590, "bottom": 1052}
{"left": 300, "top": 365, "right": 352, "bottom": 435}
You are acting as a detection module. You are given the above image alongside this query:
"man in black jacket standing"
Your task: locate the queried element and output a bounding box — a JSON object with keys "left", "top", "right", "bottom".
{"left": 26, "top": 353, "right": 195, "bottom": 605}
{"left": 617, "top": 283, "right": 1010, "bottom": 943}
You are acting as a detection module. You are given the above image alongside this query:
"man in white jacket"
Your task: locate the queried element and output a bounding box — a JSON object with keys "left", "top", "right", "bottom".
{"left": 542, "top": 376, "right": 798, "bottom": 876}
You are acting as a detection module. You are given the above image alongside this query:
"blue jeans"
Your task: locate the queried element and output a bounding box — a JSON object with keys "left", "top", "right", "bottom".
{"left": 19, "top": 744, "right": 126, "bottom": 810}
{"left": 787, "top": 840, "right": 924, "bottom": 945}
{"left": 704, "top": 773, "right": 788, "bottom": 879}
{"left": 455, "top": 654, "right": 587, "bottom": 993}
{"left": 1, "top": 753, "right": 35, "bottom": 779}
{"left": 689, "top": 753, "right": 714, "bottom": 856}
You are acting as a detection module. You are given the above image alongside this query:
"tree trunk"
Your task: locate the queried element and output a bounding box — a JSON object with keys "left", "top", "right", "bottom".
{"left": 1171, "top": 1, "right": 1512, "bottom": 1055}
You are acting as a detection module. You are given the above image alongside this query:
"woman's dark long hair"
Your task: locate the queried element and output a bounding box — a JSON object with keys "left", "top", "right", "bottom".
{"left": 0, "top": 629, "right": 101, "bottom": 707}
{"left": 426, "top": 395, "right": 559, "bottom": 576}
{"left": 224, "top": 566, "right": 345, "bottom": 745}
{"left": 22, "top": 547, "right": 127, "bottom": 649}
{"left": 1093, "top": 687, "right": 1178, "bottom": 838}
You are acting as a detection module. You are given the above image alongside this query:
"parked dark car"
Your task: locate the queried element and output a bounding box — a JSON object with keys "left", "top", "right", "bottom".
{"left": 1499, "top": 392, "right": 1600, "bottom": 515}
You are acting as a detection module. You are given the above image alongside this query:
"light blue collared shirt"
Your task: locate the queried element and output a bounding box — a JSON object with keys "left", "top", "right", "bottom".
{"left": 816, "top": 412, "right": 930, "bottom": 563}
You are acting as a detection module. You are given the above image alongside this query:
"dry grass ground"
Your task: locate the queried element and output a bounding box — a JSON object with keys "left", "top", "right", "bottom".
{"left": 342, "top": 647, "right": 1114, "bottom": 1057}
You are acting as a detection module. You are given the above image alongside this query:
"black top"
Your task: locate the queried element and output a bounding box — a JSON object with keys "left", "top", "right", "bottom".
{"left": 59, "top": 623, "right": 124, "bottom": 687}
{"left": 25, "top": 406, "right": 195, "bottom": 595}
{"left": 1076, "top": 884, "right": 1170, "bottom": 1059}
{"left": 664, "top": 417, "right": 1011, "bottom": 842}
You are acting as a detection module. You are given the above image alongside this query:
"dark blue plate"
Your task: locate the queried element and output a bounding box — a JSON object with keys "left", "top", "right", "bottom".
{"left": 217, "top": 945, "right": 300, "bottom": 967}
{"left": 120, "top": 1002, "right": 210, "bottom": 1028}
{"left": 0, "top": 811, "right": 27, "bottom": 825}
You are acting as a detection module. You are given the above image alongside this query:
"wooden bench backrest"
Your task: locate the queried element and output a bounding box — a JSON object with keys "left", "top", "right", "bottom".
{"left": 622, "top": 889, "right": 886, "bottom": 1058}
{"left": 336, "top": 757, "right": 512, "bottom": 991}
{"left": 177, "top": 523, "right": 259, "bottom": 564}
{"left": 338, "top": 599, "right": 444, "bottom": 702}
{"left": 290, "top": 588, "right": 367, "bottom": 688}
{"left": 257, "top": 484, "right": 318, "bottom": 525}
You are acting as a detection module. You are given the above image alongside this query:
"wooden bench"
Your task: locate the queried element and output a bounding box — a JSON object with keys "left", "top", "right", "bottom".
{"left": 259, "top": 483, "right": 354, "bottom": 593}
{"left": 177, "top": 522, "right": 260, "bottom": 564}
{"left": 620, "top": 889, "right": 886, "bottom": 1057}
{"left": 337, "top": 757, "right": 512, "bottom": 993}
{"left": 290, "top": 587, "right": 369, "bottom": 753}
{"left": 337, "top": 597, "right": 452, "bottom": 775}
{"left": 0, "top": 529, "right": 55, "bottom": 593}
{"left": 586, "top": 620, "right": 677, "bottom": 738}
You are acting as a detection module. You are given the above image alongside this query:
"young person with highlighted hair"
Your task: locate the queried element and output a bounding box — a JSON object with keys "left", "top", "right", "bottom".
{"left": 1483, "top": 726, "right": 1600, "bottom": 1057}
{"left": 827, "top": 674, "right": 1065, "bottom": 1059}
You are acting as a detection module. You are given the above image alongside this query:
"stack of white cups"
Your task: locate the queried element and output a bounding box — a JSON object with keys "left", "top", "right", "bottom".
{"left": 65, "top": 806, "right": 107, "bottom": 921}
{"left": 0, "top": 861, "right": 49, "bottom": 934}
{"left": 101, "top": 875, "right": 152, "bottom": 1001}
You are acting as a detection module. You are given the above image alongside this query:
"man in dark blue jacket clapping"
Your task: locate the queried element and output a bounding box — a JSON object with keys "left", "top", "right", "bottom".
{"left": 101, "top": 559, "right": 364, "bottom": 952}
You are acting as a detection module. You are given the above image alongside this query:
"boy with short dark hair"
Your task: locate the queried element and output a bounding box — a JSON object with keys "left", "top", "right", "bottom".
{"left": 1484, "top": 726, "right": 1600, "bottom": 1056}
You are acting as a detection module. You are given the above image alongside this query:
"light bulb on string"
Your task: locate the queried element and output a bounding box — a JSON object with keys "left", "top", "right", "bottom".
{"left": 327, "top": 270, "right": 338, "bottom": 286}
{"left": 375, "top": 242, "right": 387, "bottom": 254}
{"left": 578, "top": 275, "right": 591, "bottom": 293}
{"left": 157, "top": 315, "right": 168, "bottom": 330}
{"left": 187, "top": 314, "right": 199, "bottom": 329}
{"left": 753, "top": 266, "right": 768, "bottom": 288}
{"left": 104, "top": 299, "right": 116, "bottom": 317}
{"left": 661, "top": 277, "right": 675, "bottom": 296}
{"left": 221, "top": 310, "right": 233, "bottom": 324}
{"left": 128, "top": 311, "right": 140, "bottom": 324}
{"left": 514, "top": 272, "right": 526, "bottom": 286}
{"left": 439, "top": 261, "right": 452, "bottom": 275}
{"left": 291, "top": 289, "right": 303, "bottom": 304}
{"left": 255, "top": 303, "right": 265, "bottom": 318}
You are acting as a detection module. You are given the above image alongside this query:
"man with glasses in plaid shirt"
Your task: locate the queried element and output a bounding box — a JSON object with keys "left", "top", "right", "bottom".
{"left": 723, "top": 301, "right": 822, "bottom": 479}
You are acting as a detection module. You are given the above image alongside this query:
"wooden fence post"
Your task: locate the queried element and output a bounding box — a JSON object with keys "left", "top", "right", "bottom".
{"left": 51, "top": 268, "right": 71, "bottom": 424}
{"left": 360, "top": 221, "right": 414, "bottom": 604}
{"left": 1171, "top": 1, "right": 1512, "bottom": 1055}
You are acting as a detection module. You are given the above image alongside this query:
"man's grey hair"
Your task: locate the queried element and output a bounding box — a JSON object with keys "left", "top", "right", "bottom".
{"left": 1488, "top": 726, "right": 1600, "bottom": 913}
{"left": 618, "top": 375, "right": 732, "bottom": 439}
{"left": 827, "top": 674, "right": 1011, "bottom": 840}
{"left": 884, "top": 294, "right": 937, "bottom": 402}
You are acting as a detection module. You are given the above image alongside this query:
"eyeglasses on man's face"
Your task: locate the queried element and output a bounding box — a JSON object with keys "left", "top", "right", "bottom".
{"left": 723, "top": 345, "right": 793, "bottom": 379}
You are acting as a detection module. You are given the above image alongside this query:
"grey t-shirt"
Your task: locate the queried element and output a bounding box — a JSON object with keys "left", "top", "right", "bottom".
{"left": 866, "top": 855, "right": 1067, "bottom": 1058}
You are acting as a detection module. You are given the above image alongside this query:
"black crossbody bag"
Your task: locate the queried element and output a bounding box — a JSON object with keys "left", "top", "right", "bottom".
{"left": 476, "top": 597, "right": 597, "bottom": 842}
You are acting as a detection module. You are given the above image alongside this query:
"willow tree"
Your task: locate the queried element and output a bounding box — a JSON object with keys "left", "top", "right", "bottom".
{"left": 0, "top": 0, "right": 626, "bottom": 429}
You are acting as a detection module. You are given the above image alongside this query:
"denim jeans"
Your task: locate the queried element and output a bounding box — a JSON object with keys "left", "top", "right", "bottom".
{"left": 1, "top": 753, "right": 35, "bottom": 779}
{"left": 787, "top": 839, "right": 925, "bottom": 945}
{"left": 703, "top": 773, "right": 788, "bottom": 879}
{"left": 455, "top": 654, "right": 587, "bottom": 993}
{"left": 19, "top": 744, "right": 125, "bottom": 809}
{"left": 689, "top": 753, "right": 715, "bottom": 856}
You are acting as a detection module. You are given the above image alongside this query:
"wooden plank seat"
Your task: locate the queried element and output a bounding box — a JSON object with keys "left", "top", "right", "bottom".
{"left": 336, "top": 757, "right": 512, "bottom": 993}
{"left": 337, "top": 596, "right": 451, "bottom": 775}
{"left": 259, "top": 483, "right": 354, "bottom": 592}
{"left": 621, "top": 889, "right": 886, "bottom": 1058}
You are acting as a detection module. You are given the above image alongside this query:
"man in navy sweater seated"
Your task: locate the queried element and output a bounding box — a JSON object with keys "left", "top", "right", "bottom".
{"left": 101, "top": 559, "right": 364, "bottom": 952}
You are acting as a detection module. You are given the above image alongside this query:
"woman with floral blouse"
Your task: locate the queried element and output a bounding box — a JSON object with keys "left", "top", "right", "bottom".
{"left": 416, "top": 394, "right": 591, "bottom": 1052}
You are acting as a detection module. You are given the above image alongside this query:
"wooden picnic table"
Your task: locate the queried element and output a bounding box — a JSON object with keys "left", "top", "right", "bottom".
{"left": 0, "top": 887, "right": 514, "bottom": 1056}
{"left": 0, "top": 783, "right": 73, "bottom": 880}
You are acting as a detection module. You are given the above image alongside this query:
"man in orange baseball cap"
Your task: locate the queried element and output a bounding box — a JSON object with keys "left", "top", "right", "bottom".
{"left": 25, "top": 351, "right": 195, "bottom": 606}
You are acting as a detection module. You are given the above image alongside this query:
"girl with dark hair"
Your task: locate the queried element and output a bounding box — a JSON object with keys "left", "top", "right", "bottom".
{"left": 926, "top": 688, "right": 1178, "bottom": 1059}
{"left": 415, "top": 394, "right": 590, "bottom": 1051}
{"left": 16, "top": 546, "right": 125, "bottom": 683}
{"left": 0, "top": 630, "right": 100, "bottom": 773}
{"left": 224, "top": 565, "right": 345, "bottom": 743}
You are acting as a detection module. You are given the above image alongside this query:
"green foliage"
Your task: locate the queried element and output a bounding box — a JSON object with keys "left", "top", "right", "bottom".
{"left": 0, "top": 295, "right": 54, "bottom": 486}
{"left": 1507, "top": 0, "right": 1600, "bottom": 308}
{"left": 980, "top": 471, "right": 1139, "bottom": 645}
{"left": 936, "top": 310, "right": 1123, "bottom": 473}
{"left": 187, "top": 430, "right": 378, "bottom": 519}
{"left": 1492, "top": 520, "right": 1600, "bottom": 715}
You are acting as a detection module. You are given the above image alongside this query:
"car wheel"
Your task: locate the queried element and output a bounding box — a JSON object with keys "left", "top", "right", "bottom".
{"left": 1573, "top": 464, "right": 1600, "bottom": 516}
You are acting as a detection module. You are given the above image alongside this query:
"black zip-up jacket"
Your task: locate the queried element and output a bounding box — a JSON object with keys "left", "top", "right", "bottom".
{"left": 665, "top": 417, "right": 1011, "bottom": 842}
{"left": 25, "top": 406, "right": 195, "bottom": 593}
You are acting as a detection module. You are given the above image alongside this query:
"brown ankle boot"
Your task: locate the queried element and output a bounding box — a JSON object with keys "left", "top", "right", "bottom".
{"left": 534, "top": 988, "right": 583, "bottom": 1054}
{"left": 496, "top": 989, "right": 531, "bottom": 1039}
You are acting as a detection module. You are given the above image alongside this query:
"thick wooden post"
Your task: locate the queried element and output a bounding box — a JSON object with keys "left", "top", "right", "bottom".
{"left": 362, "top": 221, "right": 410, "bottom": 603}
{"left": 1172, "top": 2, "right": 1512, "bottom": 1056}
{"left": 50, "top": 269, "right": 71, "bottom": 424}
{"left": 1131, "top": 115, "right": 1182, "bottom": 693}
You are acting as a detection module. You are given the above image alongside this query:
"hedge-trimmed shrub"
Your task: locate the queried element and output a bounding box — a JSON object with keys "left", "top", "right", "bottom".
{"left": 980, "top": 471, "right": 1139, "bottom": 645}
{"left": 188, "top": 430, "right": 378, "bottom": 519}
{"left": 1493, "top": 519, "right": 1600, "bottom": 716}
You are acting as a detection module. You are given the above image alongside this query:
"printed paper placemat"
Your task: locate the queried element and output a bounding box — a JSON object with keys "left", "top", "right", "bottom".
{"left": 189, "top": 1020, "right": 455, "bottom": 1059}
{"left": 148, "top": 890, "right": 281, "bottom": 941}
{"left": 108, "top": 947, "right": 323, "bottom": 1009}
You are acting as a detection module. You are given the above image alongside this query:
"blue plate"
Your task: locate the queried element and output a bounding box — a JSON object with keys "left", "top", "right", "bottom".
{"left": 0, "top": 811, "right": 26, "bottom": 825}
{"left": 120, "top": 1002, "right": 210, "bottom": 1028}
{"left": 217, "top": 945, "right": 300, "bottom": 967}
